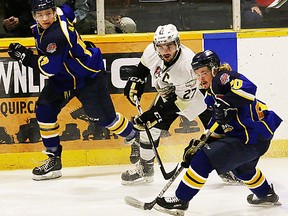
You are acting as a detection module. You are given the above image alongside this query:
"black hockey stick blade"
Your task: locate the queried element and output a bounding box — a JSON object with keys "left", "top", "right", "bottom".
{"left": 159, "top": 162, "right": 178, "bottom": 180}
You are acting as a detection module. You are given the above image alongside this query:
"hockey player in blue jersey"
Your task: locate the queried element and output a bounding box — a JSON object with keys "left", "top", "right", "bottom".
{"left": 7, "top": 0, "right": 137, "bottom": 181}
{"left": 154, "top": 50, "right": 283, "bottom": 215}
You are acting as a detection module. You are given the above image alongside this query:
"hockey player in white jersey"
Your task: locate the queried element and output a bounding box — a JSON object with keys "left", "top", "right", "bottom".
{"left": 121, "top": 24, "right": 207, "bottom": 185}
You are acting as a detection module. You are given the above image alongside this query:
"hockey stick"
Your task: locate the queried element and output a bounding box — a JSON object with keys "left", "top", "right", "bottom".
{"left": 125, "top": 122, "right": 219, "bottom": 210}
{"left": 134, "top": 96, "right": 178, "bottom": 180}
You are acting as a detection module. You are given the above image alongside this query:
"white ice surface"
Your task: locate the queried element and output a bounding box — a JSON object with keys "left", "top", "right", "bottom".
{"left": 0, "top": 158, "right": 287, "bottom": 216}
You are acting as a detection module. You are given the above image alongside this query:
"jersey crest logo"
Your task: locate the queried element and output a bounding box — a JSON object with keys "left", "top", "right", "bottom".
{"left": 46, "top": 43, "right": 57, "bottom": 53}
{"left": 220, "top": 73, "right": 230, "bottom": 85}
{"left": 154, "top": 66, "right": 162, "bottom": 78}
{"left": 185, "top": 79, "right": 197, "bottom": 88}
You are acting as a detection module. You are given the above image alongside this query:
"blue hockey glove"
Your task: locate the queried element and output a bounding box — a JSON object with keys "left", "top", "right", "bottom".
{"left": 8, "top": 43, "right": 33, "bottom": 67}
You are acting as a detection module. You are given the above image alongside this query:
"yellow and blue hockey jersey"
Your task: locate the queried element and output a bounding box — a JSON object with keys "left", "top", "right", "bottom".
{"left": 30, "top": 4, "right": 103, "bottom": 92}
{"left": 206, "top": 70, "right": 282, "bottom": 144}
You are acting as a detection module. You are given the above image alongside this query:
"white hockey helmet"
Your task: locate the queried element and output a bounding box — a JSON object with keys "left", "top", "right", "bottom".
{"left": 153, "top": 24, "right": 180, "bottom": 49}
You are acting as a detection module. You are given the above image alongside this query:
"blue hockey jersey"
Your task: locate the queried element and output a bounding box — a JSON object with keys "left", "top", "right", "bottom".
{"left": 30, "top": 4, "right": 104, "bottom": 92}
{"left": 206, "top": 70, "right": 282, "bottom": 144}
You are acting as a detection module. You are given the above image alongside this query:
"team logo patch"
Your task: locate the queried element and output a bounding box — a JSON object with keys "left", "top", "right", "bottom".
{"left": 185, "top": 79, "right": 197, "bottom": 88}
{"left": 154, "top": 66, "right": 162, "bottom": 78}
{"left": 46, "top": 43, "right": 57, "bottom": 53}
{"left": 220, "top": 73, "right": 230, "bottom": 85}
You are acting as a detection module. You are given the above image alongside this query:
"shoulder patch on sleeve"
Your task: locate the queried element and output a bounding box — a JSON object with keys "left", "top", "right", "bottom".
{"left": 46, "top": 43, "right": 57, "bottom": 53}
{"left": 219, "top": 73, "right": 230, "bottom": 85}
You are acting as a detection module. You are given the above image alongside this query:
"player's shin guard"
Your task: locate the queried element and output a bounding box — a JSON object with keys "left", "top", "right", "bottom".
{"left": 176, "top": 150, "right": 212, "bottom": 200}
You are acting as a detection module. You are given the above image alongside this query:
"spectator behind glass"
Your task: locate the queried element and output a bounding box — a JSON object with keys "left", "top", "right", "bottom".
{"left": 1, "top": 0, "right": 34, "bottom": 37}
{"left": 256, "top": 0, "right": 288, "bottom": 27}
{"left": 241, "top": 0, "right": 264, "bottom": 28}
{"left": 87, "top": 0, "right": 136, "bottom": 34}
{"left": 55, "top": 0, "right": 136, "bottom": 34}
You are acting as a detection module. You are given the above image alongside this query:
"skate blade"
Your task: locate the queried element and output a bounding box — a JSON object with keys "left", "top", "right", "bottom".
{"left": 154, "top": 204, "right": 185, "bottom": 216}
{"left": 249, "top": 201, "right": 282, "bottom": 207}
{"left": 121, "top": 176, "right": 153, "bottom": 186}
{"left": 222, "top": 179, "right": 244, "bottom": 185}
{"left": 32, "top": 170, "right": 62, "bottom": 181}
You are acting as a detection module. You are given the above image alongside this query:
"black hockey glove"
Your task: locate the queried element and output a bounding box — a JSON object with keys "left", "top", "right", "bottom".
{"left": 124, "top": 77, "right": 145, "bottom": 106}
{"left": 133, "top": 106, "right": 162, "bottom": 131}
{"left": 8, "top": 43, "right": 33, "bottom": 67}
{"left": 181, "top": 139, "right": 201, "bottom": 168}
{"left": 213, "top": 97, "right": 236, "bottom": 125}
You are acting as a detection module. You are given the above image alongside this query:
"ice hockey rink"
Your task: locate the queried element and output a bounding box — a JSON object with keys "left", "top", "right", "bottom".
{"left": 0, "top": 158, "right": 287, "bottom": 216}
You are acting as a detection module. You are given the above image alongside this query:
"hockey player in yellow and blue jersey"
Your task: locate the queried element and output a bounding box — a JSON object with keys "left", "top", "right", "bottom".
{"left": 154, "top": 50, "right": 283, "bottom": 215}
{"left": 7, "top": 0, "right": 137, "bottom": 181}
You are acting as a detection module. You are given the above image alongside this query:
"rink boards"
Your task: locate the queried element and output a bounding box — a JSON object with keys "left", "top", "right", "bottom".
{"left": 0, "top": 29, "right": 287, "bottom": 170}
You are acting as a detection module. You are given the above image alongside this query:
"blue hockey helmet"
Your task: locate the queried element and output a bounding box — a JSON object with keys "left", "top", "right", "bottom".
{"left": 191, "top": 50, "right": 220, "bottom": 70}
{"left": 32, "top": 0, "right": 56, "bottom": 12}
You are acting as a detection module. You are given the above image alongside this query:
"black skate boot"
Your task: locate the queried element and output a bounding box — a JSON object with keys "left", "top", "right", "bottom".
{"left": 32, "top": 145, "right": 62, "bottom": 181}
{"left": 121, "top": 158, "right": 154, "bottom": 185}
{"left": 219, "top": 171, "right": 243, "bottom": 185}
{"left": 247, "top": 184, "right": 281, "bottom": 206}
{"left": 129, "top": 140, "right": 140, "bottom": 164}
{"left": 154, "top": 196, "right": 189, "bottom": 216}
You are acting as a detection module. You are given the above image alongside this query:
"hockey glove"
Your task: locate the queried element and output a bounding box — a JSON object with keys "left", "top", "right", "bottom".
{"left": 124, "top": 77, "right": 145, "bottom": 106}
{"left": 213, "top": 97, "right": 236, "bottom": 125}
{"left": 133, "top": 106, "right": 162, "bottom": 131}
{"left": 181, "top": 139, "right": 201, "bottom": 168}
{"left": 8, "top": 43, "right": 33, "bottom": 67}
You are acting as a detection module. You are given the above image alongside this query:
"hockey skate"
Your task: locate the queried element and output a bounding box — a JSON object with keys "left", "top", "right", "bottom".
{"left": 121, "top": 158, "right": 154, "bottom": 185}
{"left": 129, "top": 140, "right": 140, "bottom": 164}
{"left": 247, "top": 184, "right": 281, "bottom": 206}
{"left": 32, "top": 146, "right": 62, "bottom": 181}
{"left": 219, "top": 171, "right": 243, "bottom": 185}
{"left": 154, "top": 196, "right": 189, "bottom": 216}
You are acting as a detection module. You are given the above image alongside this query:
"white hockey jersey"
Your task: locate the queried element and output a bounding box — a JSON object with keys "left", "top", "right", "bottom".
{"left": 140, "top": 43, "right": 206, "bottom": 121}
